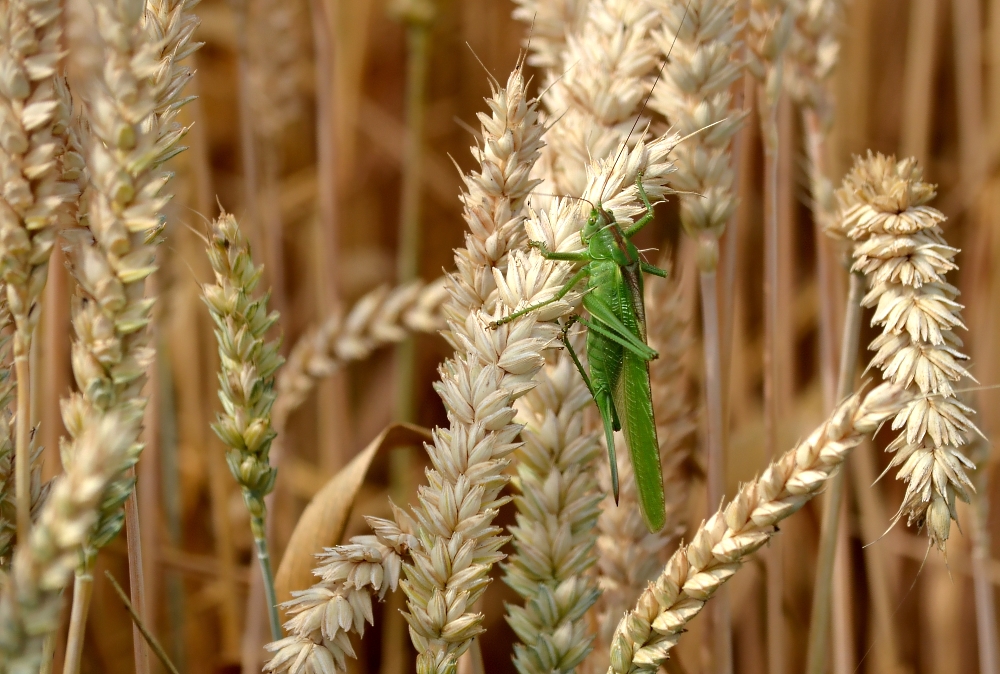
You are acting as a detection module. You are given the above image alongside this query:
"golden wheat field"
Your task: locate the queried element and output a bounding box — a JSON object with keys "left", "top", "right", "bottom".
{"left": 0, "top": 0, "right": 999, "bottom": 673}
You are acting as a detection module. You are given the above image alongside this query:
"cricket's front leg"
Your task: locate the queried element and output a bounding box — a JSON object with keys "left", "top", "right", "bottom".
{"left": 527, "top": 240, "right": 591, "bottom": 263}
{"left": 623, "top": 170, "right": 657, "bottom": 239}
{"left": 489, "top": 266, "right": 591, "bottom": 328}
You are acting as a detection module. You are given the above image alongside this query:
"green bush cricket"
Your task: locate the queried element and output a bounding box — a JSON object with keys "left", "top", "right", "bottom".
{"left": 490, "top": 172, "right": 670, "bottom": 532}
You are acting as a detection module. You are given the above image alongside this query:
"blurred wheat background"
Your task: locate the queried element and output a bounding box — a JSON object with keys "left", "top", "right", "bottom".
{"left": 24, "top": 0, "right": 1000, "bottom": 673}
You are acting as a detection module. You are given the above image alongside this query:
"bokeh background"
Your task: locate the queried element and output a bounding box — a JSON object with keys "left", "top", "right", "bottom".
{"left": 46, "top": 0, "right": 1000, "bottom": 673}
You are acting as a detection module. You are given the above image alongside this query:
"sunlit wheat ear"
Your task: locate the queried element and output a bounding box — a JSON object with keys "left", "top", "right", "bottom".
{"left": 0, "top": 0, "right": 79, "bottom": 551}
{"left": 511, "top": 0, "right": 589, "bottom": 69}
{"left": 645, "top": 0, "right": 745, "bottom": 247}
{"left": 274, "top": 277, "right": 448, "bottom": 432}
{"left": 838, "top": 152, "right": 977, "bottom": 551}
{"left": 263, "top": 67, "right": 547, "bottom": 674}
{"left": 523, "top": 0, "right": 662, "bottom": 202}
{"left": 0, "top": 409, "right": 139, "bottom": 670}
{"left": 0, "top": 0, "right": 78, "bottom": 346}
{"left": 589, "top": 258, "right": 696, "bottom": 669}
{"left": 264, "top": 512, "right": 418, "bottom": 674}
{"left": 606, "top": 383, "right": 910, "bottom": 674}
{"left": 748, "top": 0, "right": 797, "bottom": 100}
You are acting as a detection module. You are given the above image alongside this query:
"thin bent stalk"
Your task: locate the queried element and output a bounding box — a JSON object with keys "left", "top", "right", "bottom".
{"left": 125, "top": 468, "right": 151, "bottom": 674}
{"left": 759, "top": 84, "right": 783, "bottom": 674}
{"left": 62, "top": 573, "right": 94, "bottom": 674}
{"left": 804, "top": 270, "right": 864, "bottom": 674}
{"left": 699, "top": 267, "right": 733, "bottom": 674}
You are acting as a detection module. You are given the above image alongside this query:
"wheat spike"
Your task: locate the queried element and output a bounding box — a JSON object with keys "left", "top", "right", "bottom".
{"left": 511, "top": 0, "right": 589, "bottom": 69}
{"left": 0, "top": 409, "right": 139, "bottom": 671}
{"left": 502, "top": 343, "right": 604, "bottom": 674}
{"left": 646, "top": 0, "right": 744, "bottom": 248}
{"left": 203, "top": 212, "right": 283, "bottom": 531}
{"left": 517, "top": 0, "right": 663, "bottom": 201}
{"left": 263, "top": 66, "right": 546, "bottom": 674}
{"left": 273, "top": 278, "right": 448, "bottom": 432}
{"left": 263, "top": 511, "right": 418, "bottom": 674}
{"left": 839, "top": 152, "right": 977, "bottom": 551}
{"left": 606, "top": 383, "right": 910, "bottom": 674}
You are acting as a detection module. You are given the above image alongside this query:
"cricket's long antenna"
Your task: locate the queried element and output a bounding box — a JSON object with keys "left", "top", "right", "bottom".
{"left": 530, "top": 192, "right": 597, "bottom": 209}
{"left": 597, "top": 0, "right": 693, "bottom": 201}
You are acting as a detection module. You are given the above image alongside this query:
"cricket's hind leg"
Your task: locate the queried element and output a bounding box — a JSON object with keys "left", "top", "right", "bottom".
{"left": 561, "top": 317, "right": 621, "bottom": 500}
{"left": 594, "top": 388, "right": 620, "bottom": 504}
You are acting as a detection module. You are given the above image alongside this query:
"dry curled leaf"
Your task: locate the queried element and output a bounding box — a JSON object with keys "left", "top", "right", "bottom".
{"left": 273, "top": 422, "right": 432, "bottom": 605}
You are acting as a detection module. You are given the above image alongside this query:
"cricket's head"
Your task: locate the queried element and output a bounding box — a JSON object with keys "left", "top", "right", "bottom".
{"left": 581, "top": 205, "right": 614, "bottom": 242}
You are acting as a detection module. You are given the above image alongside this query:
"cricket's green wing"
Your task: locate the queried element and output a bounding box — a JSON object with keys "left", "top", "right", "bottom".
{"left": 613, "top": 347, "right": 665, "bottom": 532}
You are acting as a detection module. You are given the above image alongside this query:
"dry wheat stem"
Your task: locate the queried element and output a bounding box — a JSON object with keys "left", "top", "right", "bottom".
{"left": 588, "top": 262, "right": 695, "bottom": 673}
{"left": 748, "top": 4, "right": 796, "bottom": 673}
{"left": 838, "top": 153, "right": 977, "bottom": 550}
{"left": 0, "top": 296, "right": 18, "bottom": 565}
{"left": 606, "top": 382, "right": 909, "bottom": 674}
{"left": 0, "top": 409, "right": 139, "bottom": 673}
{"left": 273, "top": 278, "right": 448, "bottom": 433}
{"left": 786, "top": 4, "right": 851, "bottom": 671}
{"left": 0, "top": 0, "right": 80, "bottom": 551}
{"left": 642, "top": 2, "right": 746, "bottom": 667}
{"left": 202, "top": 212, "right": 284, "bottom": 641}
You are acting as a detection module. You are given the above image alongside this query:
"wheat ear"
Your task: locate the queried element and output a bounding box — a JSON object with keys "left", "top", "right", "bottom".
{"left": 202, "top": 212, "right": 285, "bottom": 639}
{"left": 273, "top": 278, "right": 448, "bottom": 432}
{"left": 838, "top": 153, "right": 976, "bottom": 551}
{"left": 0, "top": 0, "right": 79, "bottom": 550}
{"left": 523, "top": 0, "right": 662, "bottom": 200}
{"left": 59, "top": 0, "right": 199, "bottom": 669}
{"left": 262, "top": 66, "right": 546, "bottom": 674}
{"left": 511, "top": 0, "right": 589, "bottom": 69}
{"left": 606, "top": 383, "right": 909, "bottom": 674}
{"left": 0, "top": 409, "right": 139, "bottom": 672}
{"left": 502, "top": 343, "right": 603, "bottom": 674}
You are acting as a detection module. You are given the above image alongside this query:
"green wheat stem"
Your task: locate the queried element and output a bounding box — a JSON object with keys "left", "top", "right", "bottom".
{"left": 252, "top": 514, "right": 282, "bottom": 642}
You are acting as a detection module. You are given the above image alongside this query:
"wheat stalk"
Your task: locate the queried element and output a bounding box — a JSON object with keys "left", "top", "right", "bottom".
{"left": 0, "top": 408, "right": 139, "bottom": 672}
{"left": 0, "top": 0, "right": 79, "bottom": 551}
{"left": 838, "top": 152, "right": 976, "bottom": 551}
{"left": 273, "top": 278, "right": 448, "bottom": 432}
{"left": 605, "top": 382, "right": 909, "bottom": 674}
